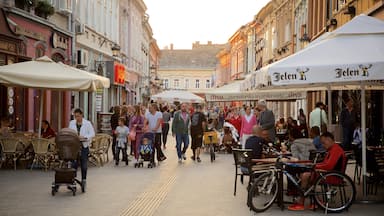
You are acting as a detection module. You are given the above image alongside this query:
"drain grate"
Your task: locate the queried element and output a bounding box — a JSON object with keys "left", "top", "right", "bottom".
{"left": 120, "top": 173, "right": 177, "bottom": 216}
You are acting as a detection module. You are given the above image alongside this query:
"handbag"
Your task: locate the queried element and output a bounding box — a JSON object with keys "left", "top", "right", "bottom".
{"left": 129, "top": 127, "right": 136, "bottom": 141}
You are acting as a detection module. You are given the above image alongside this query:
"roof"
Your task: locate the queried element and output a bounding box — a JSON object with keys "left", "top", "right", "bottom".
{"left": 159, "top": 45, "right": 225, "bottom": 70}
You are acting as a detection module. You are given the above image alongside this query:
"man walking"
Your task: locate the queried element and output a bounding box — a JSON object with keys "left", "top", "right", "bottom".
{"left": 190, "top": 104, "right": 206, "bottom": 162}
{"left": 172, "top": 103, "right": 190, "bottom": 163}
{"left": 145, "top": 103, "right": 166, "bottom": 163}
{"left": 340, "top": 99, "right": 357, "bottom": 150}
{"left": 257, "top": 100, "right": 276, "bottom": 142}
{"left": 309, "top": 102, "right": 328, "bottom": 134}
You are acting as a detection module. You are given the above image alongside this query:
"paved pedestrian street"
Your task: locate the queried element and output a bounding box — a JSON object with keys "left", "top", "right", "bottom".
{"left": 0, "top": 136, "right": 382, "bottom": 216}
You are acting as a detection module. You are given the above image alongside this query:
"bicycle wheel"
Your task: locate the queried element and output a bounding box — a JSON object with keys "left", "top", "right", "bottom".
{"left": 248, "top": 171, "right": 278, "bottom": 213}
{"left": 313, "top": 171, "right": 356, "bottom": 213}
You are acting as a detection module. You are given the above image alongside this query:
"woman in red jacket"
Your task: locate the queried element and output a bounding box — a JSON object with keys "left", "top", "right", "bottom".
{"left": 227, "top": 108, "right": 242, "bottom": 138}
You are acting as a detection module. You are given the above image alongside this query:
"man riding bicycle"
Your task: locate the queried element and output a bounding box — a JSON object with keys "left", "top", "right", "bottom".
{"left": 288, "top": 131, "right": 346, "bottom": 211}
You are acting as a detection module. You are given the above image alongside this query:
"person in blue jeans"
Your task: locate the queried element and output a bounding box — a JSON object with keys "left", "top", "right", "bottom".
{"left": 172, "top": 103, "right": 190, "bottom": 163}
{"left": 69, "top": 108, "right": 95, "bottom": 188}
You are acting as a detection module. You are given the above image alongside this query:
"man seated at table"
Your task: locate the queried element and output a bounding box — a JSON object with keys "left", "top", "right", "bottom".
{"left": 244, "top": 125, "right": 265, "bottom": 159}
{"left": 289, "top": 128, "right": 316, "bottom": 161}
{"left": 260, "top": 129, "right": 270, "bottom": 143}
{"left": 288, "top": 132, "right": 346, "bottom": 211}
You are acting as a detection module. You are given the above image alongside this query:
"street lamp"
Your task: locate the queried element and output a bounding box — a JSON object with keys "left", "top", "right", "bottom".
{"left": 299, "top": 33, "right": 311, "bottom": 48}
{"left": 111, "top": 44, "right": 121, "bottom": 57}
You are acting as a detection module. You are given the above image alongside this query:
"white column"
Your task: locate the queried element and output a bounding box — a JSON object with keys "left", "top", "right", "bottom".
{"left": 361, "top": 84, "right": 367, "bottom": 197}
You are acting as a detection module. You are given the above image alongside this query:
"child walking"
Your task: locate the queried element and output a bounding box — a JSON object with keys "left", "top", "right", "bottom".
{"left": 115, "top": 117, "right": 129, "bottom": 166}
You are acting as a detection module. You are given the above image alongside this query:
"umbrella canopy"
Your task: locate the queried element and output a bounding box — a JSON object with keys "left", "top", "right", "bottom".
{"left": 151, "top": 90, "right": 205, "bottom": 103}
{"left": 257, "top": 15, "right": 384, "bottom": 86}
{"left": 0, "top": 56, "right": 110, "bottom": 91}
{"left": 255, "top": 14, "right": 384, "bottom": 199}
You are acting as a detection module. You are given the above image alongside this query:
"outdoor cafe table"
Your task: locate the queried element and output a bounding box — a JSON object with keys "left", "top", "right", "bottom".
{"left": 251, "top": 158, "right": 313, "bottom": 211}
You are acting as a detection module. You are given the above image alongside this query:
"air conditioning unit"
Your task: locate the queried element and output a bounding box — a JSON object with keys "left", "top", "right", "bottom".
{"left": 75, "top": 23, "right": 85, "bottom": 35}
{"left": 77, "top": 49, "right": 89, "bottom": 68}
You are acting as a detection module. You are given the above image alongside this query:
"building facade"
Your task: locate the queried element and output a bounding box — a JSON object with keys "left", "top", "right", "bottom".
{"left": 73, "top": 0, "right": 121, "bottom": 125}
{"left": 215, "top": 45, "right": 231, "bottom": 87}
{"left": 294, "top": 0, "right": 309, "bottom": 52}
{"left": 273, "top": 0, "right": 294, "bottom": 61}
{"left": 0, "top": 0, "right": 73, "bottom": 131}
{"left": 158, "top": 42, "right": 225, "bottom": 97}
{"left": 228, "top": 26, "right": 247, "bottom": 80}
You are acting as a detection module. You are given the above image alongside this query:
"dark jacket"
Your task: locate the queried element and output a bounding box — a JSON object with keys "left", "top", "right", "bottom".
{"left": 245, "top": 135, "right": 264, "bottom": 159}
{"left": 172, "top": 111, "right": 190, "bottom": 135}
{"left": 259, "top": 109, "right": 276, "bottom": 141}
{"left": 110, "top": 113, "right": 120, "bottom": 130}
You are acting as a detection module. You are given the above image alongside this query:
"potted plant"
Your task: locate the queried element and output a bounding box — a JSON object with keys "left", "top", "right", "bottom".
{"left": 34, "top": 0, "right": 54, "bottom": 19}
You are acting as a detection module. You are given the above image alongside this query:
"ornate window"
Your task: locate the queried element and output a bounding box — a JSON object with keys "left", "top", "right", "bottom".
{"left": 51, "top": 53, "right": 65, "bottom": 63}
{"left": 35, "top": 46, "right": 45, "bottom": 58}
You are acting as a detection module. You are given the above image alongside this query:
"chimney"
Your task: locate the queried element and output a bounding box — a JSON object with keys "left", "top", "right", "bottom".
{"left": 170, "top": 43, "right": 174, "bottom": 50}
{"left": 192, "top": 41, "right": 200, "bottom": 49}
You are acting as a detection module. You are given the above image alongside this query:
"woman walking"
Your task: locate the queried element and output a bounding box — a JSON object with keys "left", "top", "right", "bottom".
{"left": 162, "top": 106, "right": 171, "bottom": 149}
{"left": 129, "top": 105, "right": 145, "bottom": 162}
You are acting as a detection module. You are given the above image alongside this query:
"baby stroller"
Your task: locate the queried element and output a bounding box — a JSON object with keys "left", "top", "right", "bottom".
{"left": 134, "top": 132, "right": 156, "bottom": 168}
{"left": 52, "top": 128, "right": 83, "bottom": 196}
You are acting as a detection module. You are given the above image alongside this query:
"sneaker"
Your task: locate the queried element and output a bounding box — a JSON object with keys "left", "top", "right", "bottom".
{"left": 191, "top": 156, "right": 195, "bottom": 161}
{"left": 182, "top": 154, "right": 186, "bottom": 160}
{"left": 287, "top": 203, "right": 305, "bottom": 211}
{"left": 197, "top": 157, "right": 201, "bottom": 163}
{"left": 178, "top": 158, "right": 182, "bottom": 164}
{"left": 160, "top": 156, "right": 167, "bottom": 161}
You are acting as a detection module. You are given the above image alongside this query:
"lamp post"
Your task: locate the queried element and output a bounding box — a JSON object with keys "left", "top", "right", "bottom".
{"left": 111, "top": 44, "right": 121, "bottom": 57}
{"left": 299, "top": 33, "right": 311, "bottom": 48}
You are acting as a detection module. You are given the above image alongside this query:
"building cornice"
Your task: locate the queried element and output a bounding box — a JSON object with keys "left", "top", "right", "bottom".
{"left": 4, "top": 7, "right": 72, "bottom": 37}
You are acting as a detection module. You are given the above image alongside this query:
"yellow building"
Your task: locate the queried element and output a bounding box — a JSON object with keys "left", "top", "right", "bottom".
{"left": 157, "top": 42, "right": 225, "bottom": 97}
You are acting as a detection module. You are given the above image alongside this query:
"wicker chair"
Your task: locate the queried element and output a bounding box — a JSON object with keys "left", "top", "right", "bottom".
{"left": 0, "top": 137, "right": 24, "bottom": 170}
{"left": 89, "top": 136, "right": 103, "bottom": 167}
{"left": 98, "top": 134, "right": 112, "bottom": 163}
{"left": 30, "top": 138, "right": 55, "bottom": 171}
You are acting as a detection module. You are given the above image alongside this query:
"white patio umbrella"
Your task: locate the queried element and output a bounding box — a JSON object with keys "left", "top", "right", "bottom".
{"left": 151, "top": 90, "right": 205, "bottom": 104}
{"left": 256, "top": 15, "right": 384, "bottom": 198}
{"left": 0, "top": 56, "right": 110, "bottom": 137}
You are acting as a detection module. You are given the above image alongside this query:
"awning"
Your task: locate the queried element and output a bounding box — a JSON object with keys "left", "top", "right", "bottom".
{"left": 205, "top": 89, "right": 306, "bottom": 102}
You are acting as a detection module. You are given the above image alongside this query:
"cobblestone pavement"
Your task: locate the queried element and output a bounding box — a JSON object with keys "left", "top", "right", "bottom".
{"left": 0, "top": 135, "right": 383, "bottom": 216}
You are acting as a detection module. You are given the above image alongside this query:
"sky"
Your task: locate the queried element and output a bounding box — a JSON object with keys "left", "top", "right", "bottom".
{"left": 145, "top": 0, "right": 271, "bottom": 49}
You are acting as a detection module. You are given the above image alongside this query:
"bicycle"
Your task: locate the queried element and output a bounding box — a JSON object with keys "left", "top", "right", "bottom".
{"left": 247, "top": 154, "right": 356, "bottom": 213}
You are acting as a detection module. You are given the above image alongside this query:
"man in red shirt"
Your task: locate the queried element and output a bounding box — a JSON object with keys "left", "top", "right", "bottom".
{"left": 288, "top": 132, "right": 346, "bottom": 211}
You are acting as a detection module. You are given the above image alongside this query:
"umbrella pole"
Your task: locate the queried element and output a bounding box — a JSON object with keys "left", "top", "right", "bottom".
{"left": 327, "top": 86, "right": 332, "bottom": 125}
{"left": 38, "top": 89, "right": 44, "bottom": 139}
{"left": 361, "top": 83, "right": 367, "bottom": 198}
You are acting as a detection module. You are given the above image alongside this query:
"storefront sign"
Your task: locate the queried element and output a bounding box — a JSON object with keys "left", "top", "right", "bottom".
{"left": 205, "top": 91, "right": 306, "bottom": 102}
{"left": 52, "top": 32, "right": 69, "bottom": 50}
{"left": 15, "top": 25, "right": 46, "bottom": 41}
{"left": 114, "top": 63, "right": 125, "bottom": 86}
{"left": 0, "top": 40, "right": 17, "bottom": 53}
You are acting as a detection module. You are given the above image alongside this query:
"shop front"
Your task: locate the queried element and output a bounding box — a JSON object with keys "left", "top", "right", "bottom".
{"left": 1, "top": 8, "right": 73, "bottom": 132}
{"left": 0, "top": 8, "right": 28, "bottom": 130}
